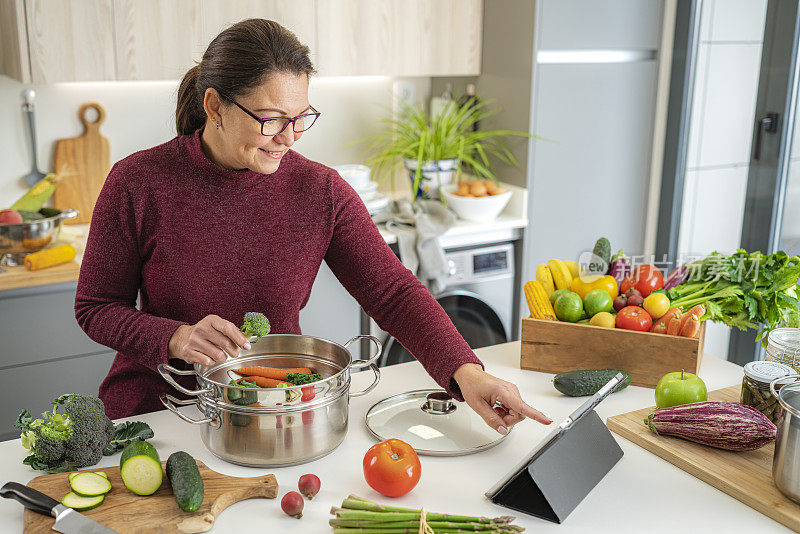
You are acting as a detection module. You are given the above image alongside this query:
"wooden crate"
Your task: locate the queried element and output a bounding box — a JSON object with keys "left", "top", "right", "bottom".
{"left": 520, "top": 318, "right": 705, "bottom": 388}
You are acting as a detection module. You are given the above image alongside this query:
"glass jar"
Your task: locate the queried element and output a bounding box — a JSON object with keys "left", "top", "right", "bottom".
{"left": 765, "top": 328, "right": 800, "bottom": 371}
{"left": 740, "top": 360, "right": 795, "bottom": 423}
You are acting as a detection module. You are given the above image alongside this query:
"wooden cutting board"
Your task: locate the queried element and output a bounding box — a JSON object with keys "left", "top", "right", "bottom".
{"left": 53, "top": 102, "right": 110, "bottom": 225}
{"left": 23, "top": 460, "right": 277, "bottom": 533}
{"left": 608, "top": 385, "right": 800, "bottom": 532}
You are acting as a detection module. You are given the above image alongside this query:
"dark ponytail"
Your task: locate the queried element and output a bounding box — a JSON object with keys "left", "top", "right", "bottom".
{"left": 175, "top": 19, "right": 316, "bottom": 136}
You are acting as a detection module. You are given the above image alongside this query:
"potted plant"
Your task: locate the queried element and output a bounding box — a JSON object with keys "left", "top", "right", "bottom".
{"left": 360, "top": 94, "right": 540, "bottom": 200}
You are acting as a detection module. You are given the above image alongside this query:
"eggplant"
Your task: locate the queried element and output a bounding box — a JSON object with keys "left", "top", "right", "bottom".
{"left": 645, "top": 401, "right": 776, "bottom": 451}
{"left": 608, "top": 249, "right": 630, "bottom": 284}
{"left": 663, "top": 265, "right": 690, "bottom": 289}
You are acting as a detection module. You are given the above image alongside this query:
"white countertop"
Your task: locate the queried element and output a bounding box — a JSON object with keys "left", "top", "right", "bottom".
{"left": 0, "top": 342, "right": 788, "bottom": 533}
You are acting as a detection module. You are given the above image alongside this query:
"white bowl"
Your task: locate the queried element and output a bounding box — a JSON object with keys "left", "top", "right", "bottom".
{"left": 442, "top": 184, "right": 512, "bottom": 222}
{"left": 332, "top": 164, "right": 371, "bottom": 190}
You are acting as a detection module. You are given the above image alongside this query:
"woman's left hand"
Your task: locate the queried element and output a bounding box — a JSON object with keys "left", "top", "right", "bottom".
{"left": 454, "top": 363, "right": 552, "bottom": 435}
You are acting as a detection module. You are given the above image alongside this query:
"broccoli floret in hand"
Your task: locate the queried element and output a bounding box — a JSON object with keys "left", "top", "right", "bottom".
{"left": 241, "top": 312, "right": 271, "bottom": 340}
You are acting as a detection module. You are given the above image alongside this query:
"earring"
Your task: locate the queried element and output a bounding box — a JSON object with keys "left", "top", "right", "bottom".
{"left": 215, "top": 121, "right": 220, "bottom": 130}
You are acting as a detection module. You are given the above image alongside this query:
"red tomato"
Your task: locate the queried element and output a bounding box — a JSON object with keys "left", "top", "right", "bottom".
{"left": 363, "top": 439, "right": 421, "bottom": 497}
{"left": 616, "top": 306, "right": 653, "bottom": 332}
{"left": 620, "top": 265, "right": 664, "bottom": 298}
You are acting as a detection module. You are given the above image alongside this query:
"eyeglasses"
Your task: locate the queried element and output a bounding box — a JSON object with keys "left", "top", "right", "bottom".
{"left": 224, "top": 95, "right": 320, "bottom": 136}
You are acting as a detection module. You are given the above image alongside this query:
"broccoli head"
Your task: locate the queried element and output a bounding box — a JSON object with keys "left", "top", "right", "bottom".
{"left": 16, "top": 394, "right": 115, "bottom": 472}
{"left": 241, "top": 312, "right": 270, "bottom": 339}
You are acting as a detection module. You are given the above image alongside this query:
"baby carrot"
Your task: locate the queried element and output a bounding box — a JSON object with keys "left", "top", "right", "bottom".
{"left": 243, "top": 376, "right": 293, "bottom": 388}
{"left": 233, "top": 366, "right": 312, "bottom": 381}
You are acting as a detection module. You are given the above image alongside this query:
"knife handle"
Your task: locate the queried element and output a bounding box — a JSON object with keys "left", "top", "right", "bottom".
{"left": 0, "top": 482, "right": 59, "bottom": 516}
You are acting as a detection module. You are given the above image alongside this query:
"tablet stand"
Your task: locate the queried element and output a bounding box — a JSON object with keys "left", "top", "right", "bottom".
{"left": 489, "top": 409, "right": 623, "bottom": 523}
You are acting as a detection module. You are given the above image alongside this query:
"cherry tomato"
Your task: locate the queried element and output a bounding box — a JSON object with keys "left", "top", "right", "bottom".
{"left": 363, "top": 439, "right": 421, "bottom": 497}
{"left": 615, "top": 306, "right": 653, "bottom": 332}
{"left": 620, "top": 265, "right": 664, "bottom": 298}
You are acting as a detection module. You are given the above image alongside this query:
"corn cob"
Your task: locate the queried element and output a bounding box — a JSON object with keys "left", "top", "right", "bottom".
{"left": 535, "top": 264, "right": 555, "bottom": 297}
{"left": 547, "top": 259, "right": 573, "bottom": 290}
{"left": 11, "top": 173, "right": 60, "bottom": 212}
{"left": 23, "top": 244, "right": 76, "bottom": 271}
{"left": 524, "top": 280, "right": 557, "bottom": 320}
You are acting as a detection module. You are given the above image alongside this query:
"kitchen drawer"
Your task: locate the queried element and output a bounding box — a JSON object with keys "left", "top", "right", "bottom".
{"left": 0, "top": 285, "right": 106, "bottom": 368}
{"left": 0, "top": 350, "right": 114, "bottom": 442}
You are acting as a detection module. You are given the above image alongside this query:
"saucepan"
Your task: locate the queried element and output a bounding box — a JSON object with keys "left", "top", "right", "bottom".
{"left": 159, "top": 334, "right": 381, "bottom": 467}
{"left": 0, "top": 208, "right": 78, "bottom": 266}
{"left": 771, "top": 374, "right": 800, "bottom": 503}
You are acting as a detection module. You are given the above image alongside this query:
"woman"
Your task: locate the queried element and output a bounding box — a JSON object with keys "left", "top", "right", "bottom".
{"left": 75, "top": 19, "right": 551, "bottom": 434}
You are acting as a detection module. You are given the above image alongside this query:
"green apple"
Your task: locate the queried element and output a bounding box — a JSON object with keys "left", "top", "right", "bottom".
{"left": 654, "top": 370, "right": 708, "bottom": 408}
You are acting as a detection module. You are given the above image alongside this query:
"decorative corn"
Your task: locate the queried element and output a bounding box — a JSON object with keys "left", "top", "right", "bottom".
{"left": 535, "top": 264, "right": 555, "bottom": 297}
{"left": 547, "top": 259, "right": 573, "bottom": 290}
{"left": 10, "top": 173, "right": 60, "bottom": 212}
{"left": 24, "top": 244, "right": 76, "bottom": 271}
{"left": 524, "top": 280, "right": 557, "bottom": 320}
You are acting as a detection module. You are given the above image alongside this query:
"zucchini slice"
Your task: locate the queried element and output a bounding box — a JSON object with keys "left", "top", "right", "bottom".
{"left": 69, "top": 472, "right": 112, "bottom": 497}
{"left": 62, "top": 491, "right": 105, "bottom": 511}
{"left": 120, "top": 441, "right": 162, "bottom": 496}
{"left": 69, "top": 471, "right": 109, "bottom": 481}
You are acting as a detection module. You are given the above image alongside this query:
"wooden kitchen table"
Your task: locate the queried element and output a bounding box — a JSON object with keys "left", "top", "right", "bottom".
{"left": 0, "top": 342, "right": 790, "bottom": 533}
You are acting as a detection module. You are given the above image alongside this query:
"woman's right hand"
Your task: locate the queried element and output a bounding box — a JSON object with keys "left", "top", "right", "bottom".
{"left": 168, "top": 315, "right": 252, "bottom": 366}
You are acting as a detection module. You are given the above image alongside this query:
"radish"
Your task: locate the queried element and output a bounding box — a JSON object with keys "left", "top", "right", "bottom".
{"left": 281, "top": 491, "right": 304, "bottom": 518}
{"left": 298, "top": 474, "right": 320, "bottom": 499}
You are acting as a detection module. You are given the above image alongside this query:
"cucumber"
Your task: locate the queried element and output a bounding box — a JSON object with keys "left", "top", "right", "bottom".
{"left": 553, "top": 368, "right": 631, "bottom": 397}
{"left": 69, "top": 471, "right": 109, "bottom": 481}
{"left": 62, "top": 492, "right": 105, "bottom": 511}
{"left": 166, "top": 451, "right": 204, "bottom": 512}
{"left": 69, "top": 472, "right": 112, "bottom": 497}
{"left": 120, "top": 441, "right": 163, "bottom": 496}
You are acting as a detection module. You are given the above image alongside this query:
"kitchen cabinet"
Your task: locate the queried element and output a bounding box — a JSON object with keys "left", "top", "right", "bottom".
{"left": 113, "top": 0, "right": 205, "bottom": 81}
{"left": 316, "top": 0, "right": 482, "bottom": 76}
{"left": 1, "top": 0, "right": 116, "bottom": 83}
{"left": 199, "top": 0, "right": 317, "bottom": 69}
{"left": 0, "top": 283, "right": 114, "bottom": 441}
{"left": 0, "top": 0, "right": 482, "bottom": 82}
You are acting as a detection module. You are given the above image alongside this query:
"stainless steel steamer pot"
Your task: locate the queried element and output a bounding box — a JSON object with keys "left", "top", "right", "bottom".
{"left": 158, "top": 334, "right": 381, "bottom": 467}
{"left": 771, "top": 375, "right": 800, "bottom": 503}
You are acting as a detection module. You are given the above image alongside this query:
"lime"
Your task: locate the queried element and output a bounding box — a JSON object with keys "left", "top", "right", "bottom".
{"left": 554, "top": 292, "right": 583, "bottom": 322}
{"left": 550, "top": 288, "right": 570, "bottom": 306}
{"left": 584, "top": 289, "right": 613, "bottom": 316}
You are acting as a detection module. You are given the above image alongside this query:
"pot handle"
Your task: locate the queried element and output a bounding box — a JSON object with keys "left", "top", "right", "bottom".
{"left": 159, "top": 393, "right": 218, "bottom": 425}
{"left": 157, "top": 363, "right": 213, "bottom": 396}
{"left": 344, "top": 335, "right": 383, "bottom": 370}
{"left": 771, "top": 374, "right": 800, "bottom": 416}
{"left": 349, "top": 362, "right": 381, "bottom": 398}
{"left": 58, "top": 209, "right": 79, "bottom": 220}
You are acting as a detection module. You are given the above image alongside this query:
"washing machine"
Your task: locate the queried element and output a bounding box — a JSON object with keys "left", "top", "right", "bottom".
{"left": 372, "top": 241, "right": 515, "bottom": 367}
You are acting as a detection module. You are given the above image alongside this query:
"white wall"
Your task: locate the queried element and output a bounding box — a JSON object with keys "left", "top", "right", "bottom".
{"left": 678, "top": 0, "right": 767, "bottom": 359}
{"left": 0, "top": 75, "right": 430, "bottom": 208}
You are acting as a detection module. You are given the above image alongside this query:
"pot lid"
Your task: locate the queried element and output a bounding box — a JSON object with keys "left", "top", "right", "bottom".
{"left": 744, "top": 360, "right": 795, "bottom": 384}
{"left": 364, "top": 389, "right": 510, "bottom": 456}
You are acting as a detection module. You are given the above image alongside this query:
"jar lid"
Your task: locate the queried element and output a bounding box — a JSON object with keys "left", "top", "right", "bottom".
{"left": 768, "top": 328, "right": 800, "bottom": 351}
{"left": 364, "top": 389, "right": 510, "bottom": 456}
{"left": 744, "top": 360, "right": 795, "bottom": 384}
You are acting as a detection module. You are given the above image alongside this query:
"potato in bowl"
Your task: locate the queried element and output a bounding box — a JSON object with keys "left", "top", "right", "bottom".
{"left": 442, "top": 182, "right": 512, "bottom": 222}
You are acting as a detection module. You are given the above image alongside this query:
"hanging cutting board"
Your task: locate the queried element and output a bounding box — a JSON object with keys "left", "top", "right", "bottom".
{"left": 53, "top": 102, "right": 110, "bottom": 225}
{"left": 22, "top": 460, "right": 278, "bottom": 533}
{"left": 607, "top": 386, "right": 800, "bottom": 532}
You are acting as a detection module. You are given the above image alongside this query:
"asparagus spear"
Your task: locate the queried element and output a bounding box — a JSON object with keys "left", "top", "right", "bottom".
{"left": 338, "top": 496, "right": 515, "bottom": 524}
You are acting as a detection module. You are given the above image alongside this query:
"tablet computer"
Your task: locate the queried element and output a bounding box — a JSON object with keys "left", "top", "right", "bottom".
{"left": 484, "top": 372, "right": 626, "bottom": 500}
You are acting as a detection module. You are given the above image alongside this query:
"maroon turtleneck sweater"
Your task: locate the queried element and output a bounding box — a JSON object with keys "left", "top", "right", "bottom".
{"left": 75, "top": 129, "right": 483, "bottom": 419}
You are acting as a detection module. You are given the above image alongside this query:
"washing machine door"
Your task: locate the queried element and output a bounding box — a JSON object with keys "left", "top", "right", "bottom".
{"left": 380, "top": 290, "right": 508, "bottom": 367}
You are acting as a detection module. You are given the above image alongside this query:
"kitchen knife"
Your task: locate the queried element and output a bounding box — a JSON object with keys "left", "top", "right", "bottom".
{"left": 1, "top": 482, "right": 119, "bottom": 534}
